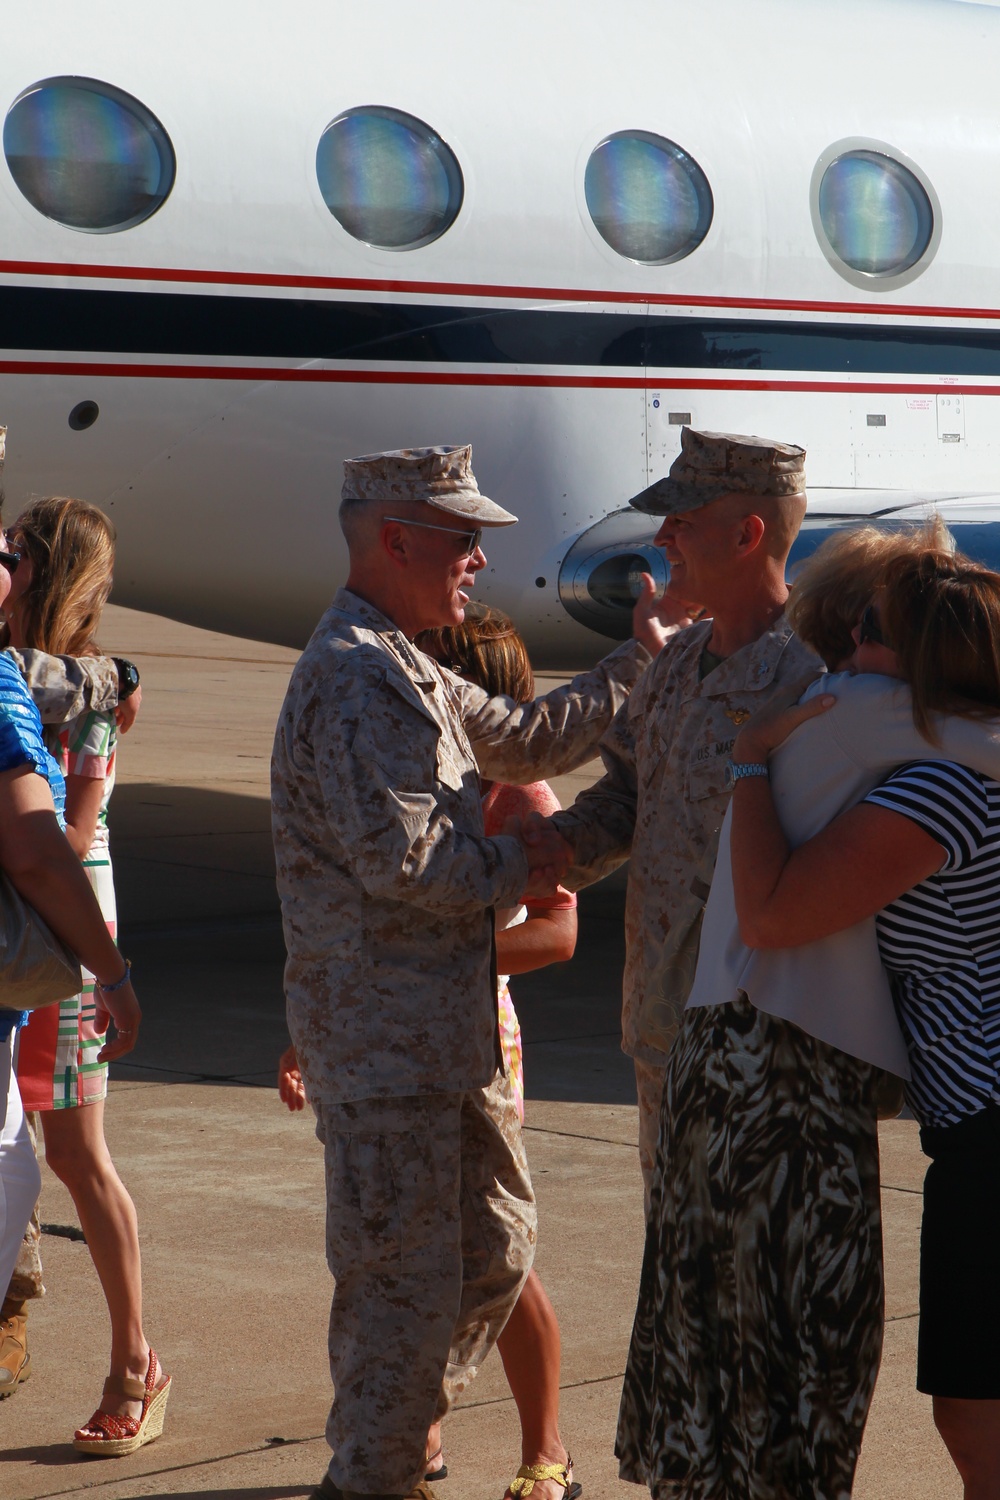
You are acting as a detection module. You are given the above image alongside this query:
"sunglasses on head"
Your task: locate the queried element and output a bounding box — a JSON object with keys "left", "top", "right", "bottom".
{"left": 858, "top": 603, "right": 889, "bottom": 648}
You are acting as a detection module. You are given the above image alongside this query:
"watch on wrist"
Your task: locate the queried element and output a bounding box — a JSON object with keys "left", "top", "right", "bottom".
{"left": 112, "top": 657, "right": 140, "bottom": 701}
{"left": 724, "top": 759, "right": 769, "bottom": 791}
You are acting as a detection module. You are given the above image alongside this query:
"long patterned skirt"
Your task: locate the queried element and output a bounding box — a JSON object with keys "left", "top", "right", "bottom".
{"left": 616, "top": 996, "right": 884, "bottom": 1500}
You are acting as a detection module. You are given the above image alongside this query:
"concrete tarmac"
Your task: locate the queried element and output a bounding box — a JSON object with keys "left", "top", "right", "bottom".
{"left": 1, "top": 606, "right": 959, "bottom": 1498}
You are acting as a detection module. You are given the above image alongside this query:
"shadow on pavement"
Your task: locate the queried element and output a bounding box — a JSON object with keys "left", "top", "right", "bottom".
{"left": 138, "top": 1492, "right": 310, "bottom": 1499}
{"left": 109, "top": 785, "right": 634, "bottom": 1107}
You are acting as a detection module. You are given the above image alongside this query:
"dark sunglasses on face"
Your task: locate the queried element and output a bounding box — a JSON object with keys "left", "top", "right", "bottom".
{"left": 0, "top": 549, "right": 20, "bottom": 575}
{"left": 383, "top": 516, "right": 484, "bottom": 557}
{"left": 858, "top": 603, "right": 888, "bottom": 648}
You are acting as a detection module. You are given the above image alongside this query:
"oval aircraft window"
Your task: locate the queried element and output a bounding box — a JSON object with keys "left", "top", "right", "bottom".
{"left": 316, "top": 106, "right": 463, "bottom": 250}
{"left": 584, "top": 131, "right": 713, "bottom": 265}
{"left": 4, "top": 77, "right": 175, "bottom": 233}
{"left": 816, "top": 148, "right": 934, "bottom": 279}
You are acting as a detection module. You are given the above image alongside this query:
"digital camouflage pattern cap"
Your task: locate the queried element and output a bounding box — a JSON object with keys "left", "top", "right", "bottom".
{"left": 341, "top": 444, "right": 517, "bottom": 526}
{"left": 629, "top": 427, "right": 807, "bottom": 516}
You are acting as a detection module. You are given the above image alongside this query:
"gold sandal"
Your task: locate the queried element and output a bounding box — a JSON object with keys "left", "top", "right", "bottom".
{"left": 507, "top": 1455, "right": 581, "bottom": 1499}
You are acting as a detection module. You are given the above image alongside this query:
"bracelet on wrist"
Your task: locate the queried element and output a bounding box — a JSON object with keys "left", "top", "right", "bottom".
{"left": 724, "top": 760, "right": 770, "bottom": 790}
{"left": 96, "top": 959, "right": 132, "bottom": 993}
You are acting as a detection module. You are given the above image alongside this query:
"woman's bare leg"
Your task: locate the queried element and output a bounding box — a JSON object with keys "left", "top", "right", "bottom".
{"left": 427, "top": 1271, "right": 568, "bottom": 1494}
{"left": 425, "top": 1417, "right": 444, "bottom": 1475}
{"left": 40, "top": 1101, "right": 150, "bottom": 1423}
{"left": 934, "top": 1397, "right": 1000, "bottom": 1500}
{"left": 498, "top": 1268, "right": 569, "bottom": 1499}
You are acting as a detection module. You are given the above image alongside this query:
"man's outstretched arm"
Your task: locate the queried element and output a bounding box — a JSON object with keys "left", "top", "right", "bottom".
{"left": 8, "top": 648, "right": 120, "bottom": 724}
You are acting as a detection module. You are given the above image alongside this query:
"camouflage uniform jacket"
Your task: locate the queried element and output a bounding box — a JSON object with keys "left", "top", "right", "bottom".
{"left": 8, "top": 649, "right": 118, "bottom": 722}
{"left": 550, "top": 617, "right": 822, "bottom": 1062}
{"left": 271, "top": 588, "right": 649, "bottom": 1104}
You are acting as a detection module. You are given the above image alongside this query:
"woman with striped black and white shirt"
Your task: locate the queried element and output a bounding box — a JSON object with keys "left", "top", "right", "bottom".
{"left": 731, "top": 549, "right": 1000, "bottom": 1500}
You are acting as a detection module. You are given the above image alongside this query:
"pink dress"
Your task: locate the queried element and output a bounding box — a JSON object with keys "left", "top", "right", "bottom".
{"left": 482, "top": 780, "right": 577, "bottom": 1123}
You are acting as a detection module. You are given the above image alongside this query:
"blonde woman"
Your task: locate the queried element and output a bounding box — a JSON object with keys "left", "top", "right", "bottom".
{"left": 1, "top": 498, "right": 168, "bottom": 1454}
{"left": 786, "top": 514, "right": 953, "bottom": 670}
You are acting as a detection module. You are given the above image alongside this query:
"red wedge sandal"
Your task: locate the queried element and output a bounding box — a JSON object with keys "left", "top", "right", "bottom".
{"left": 73, "top": 1348, "right": 171, "bottom": 1457}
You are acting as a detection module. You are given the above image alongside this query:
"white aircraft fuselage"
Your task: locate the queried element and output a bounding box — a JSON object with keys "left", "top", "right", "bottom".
{"left": 1, "top": 0, "right": 999, "bottom": 663}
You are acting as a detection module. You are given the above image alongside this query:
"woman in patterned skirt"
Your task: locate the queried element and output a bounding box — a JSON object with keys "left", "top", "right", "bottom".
{"left": 1, "top": 497, "right": 168, "bottom": 1453}
{"left": 725, "top": 551, "right": 1000, "bottom": 1498}
{"left": 617, "top": 537, "right": 1000, "bottom": 1500}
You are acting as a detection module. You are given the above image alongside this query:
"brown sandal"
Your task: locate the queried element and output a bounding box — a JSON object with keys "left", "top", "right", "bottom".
{"left": 73, "top": 1348, "right": 171, "bottom": 1457}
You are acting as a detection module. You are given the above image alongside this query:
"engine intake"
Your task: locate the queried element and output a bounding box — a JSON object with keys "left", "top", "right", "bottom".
{"left": 558, "top": 508, "right": 667, "bottom": 640}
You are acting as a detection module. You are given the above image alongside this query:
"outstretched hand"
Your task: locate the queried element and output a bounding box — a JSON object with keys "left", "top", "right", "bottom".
{"left": 733, "top": 674, "right": 835, "bottom": 763}
{"left": 278, "top": 1044, "right": 307, "bottom": 1111}
{"left": 631, "top": 573, "right": 700, "bottom": 656}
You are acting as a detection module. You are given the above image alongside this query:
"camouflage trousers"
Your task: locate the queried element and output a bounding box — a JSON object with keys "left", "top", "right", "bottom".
{"left": 634, "top": 1058, "right": 668, "bottom": 1220}
{"left": 313, "top": 1070, "right": 536, "bottom": 1496}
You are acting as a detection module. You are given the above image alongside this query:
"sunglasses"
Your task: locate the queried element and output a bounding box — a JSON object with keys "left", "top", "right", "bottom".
{"left": 858, "top": 603, "right": 889, "bottom": 648}
{"left": 384, "top": 516, "right": 484, "bottom": 557}
{"left": 0, "top": 549, "right": 20, "bottom": 575}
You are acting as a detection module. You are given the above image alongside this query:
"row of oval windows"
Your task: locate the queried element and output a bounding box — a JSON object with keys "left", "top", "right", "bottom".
{"left": 3, "top": 74, "right": 937, "bottom": 284}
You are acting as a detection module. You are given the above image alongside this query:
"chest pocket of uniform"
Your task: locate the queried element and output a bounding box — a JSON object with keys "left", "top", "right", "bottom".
{"left": 686, "top": 701, "right": 742, "bottom": 802}
{"left": 352, "top": 676, "right": 442, "bottom": 793}
{"left": 687, "top": 753, "right": 731, "bottom": 804}
{"left": 435, "top": 737, "right": 473, "bottom": 794}
{"left": 353, "top": 673, "right": 476, "bottom": 797}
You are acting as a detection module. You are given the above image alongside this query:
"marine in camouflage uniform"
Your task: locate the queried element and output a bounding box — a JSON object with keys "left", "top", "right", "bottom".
{"left": 549, "top": 430, "right": 823, "bottom": 1212}
{"left": 271, "top": 446, "right": 651, "bottom": 1499}
{"left": 552, "top": 614, "right": 820, "bottom": 1202}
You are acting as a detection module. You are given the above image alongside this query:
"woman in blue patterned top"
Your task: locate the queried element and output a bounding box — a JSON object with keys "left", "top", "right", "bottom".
{"left": 731, "top": 549, "right": 1000, "bottom": 1499}
{"left": 0, "top": 530, "right": 140, "bottom": 1342}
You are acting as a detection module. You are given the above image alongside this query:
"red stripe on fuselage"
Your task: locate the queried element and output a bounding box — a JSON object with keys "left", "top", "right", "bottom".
{"left": 0, "top": 258, "right": 998, "bottom": 322}
{"left": 0, "top": 361, "right": 996, "bottom": 393}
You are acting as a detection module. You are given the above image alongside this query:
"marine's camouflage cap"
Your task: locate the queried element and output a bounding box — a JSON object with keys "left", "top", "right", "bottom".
{"left": 630, "top": 427, "right": 807, "bottom": 516}
{"left": 342, "top": 444, "right": 518, "bottom": 526}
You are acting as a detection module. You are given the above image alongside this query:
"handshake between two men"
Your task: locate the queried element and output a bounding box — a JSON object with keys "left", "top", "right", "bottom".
{"left": 506, "top": 813, "right": 574, "bottom": 900}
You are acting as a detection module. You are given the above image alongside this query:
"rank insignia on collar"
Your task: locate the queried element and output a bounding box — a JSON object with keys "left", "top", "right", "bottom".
{"left": 725, "top": 706, "right": 752, "bottom": 726}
